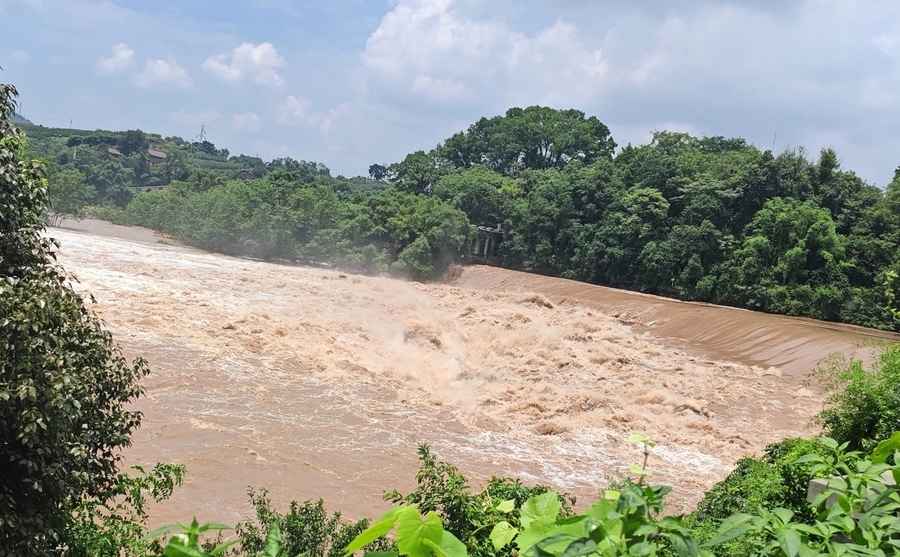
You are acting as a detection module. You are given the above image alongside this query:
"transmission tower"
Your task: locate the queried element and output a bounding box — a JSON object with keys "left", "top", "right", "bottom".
{"left": 197, "top": 124, "right": 208, "bottom": 142}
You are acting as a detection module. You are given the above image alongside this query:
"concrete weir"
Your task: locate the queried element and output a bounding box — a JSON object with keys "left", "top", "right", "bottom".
{"left": 453, "top": 264, "right": 900, "bottom": 377}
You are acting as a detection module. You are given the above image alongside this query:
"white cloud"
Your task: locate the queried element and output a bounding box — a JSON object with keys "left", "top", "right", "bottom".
{"left": 96, "top": 42, "right": 134, "bottom": 74}
{"left": 317, "top": 102, "right": 352, "bottom": 136}
{"left": 232, "top": 111, "right": 261, "bottom": 132}
{"left": 203, "top": 42, "right": 285, "bottom": 86}
{"left": 411, "top": 75, "right": 470, "bottom": 102}
{"left": 276, "top": 95, "right": 352, "bottom": 137}
{"left": 134, "top": 58, "right": 191, "bottom": 89}
{"left": 277, "top": 95, "right": 315, "bottom": 125}
{"left": 362, "top": 0, "right": 607, "bottom": 107}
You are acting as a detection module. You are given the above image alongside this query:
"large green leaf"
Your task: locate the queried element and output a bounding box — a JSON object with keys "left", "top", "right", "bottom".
{"left": 626, "top": 541, "right": 654, "bottom": 556}
{"left": 775, "top": 527, "right": 801, "bottom": 557}
{"left": 519, "top": 517, "right": 590, "bottom": 555}
{"left": 521, "top": 493, "right": 561, "bottom": 529}
{"left": 705, "top": 514, "right": 756, "bottom": 547}
{"left": 163, "top": 540, "right": 207, "bottom": 557}
{"left": 870, "top": 432, "right": 900, "bottom": 464}
{"left": 516, "top": 523, "right": 556, "bottom": 554}
{"left": 422, "top": 530, "right": 467, "bottom": 557}
{"left": 560, "top": 538, "right": 597, "bottom": 557}
{"left": 490, "top": 521, "right": 518, "bottom": 551}
{"left": 532, "top": 533, "right": 580, "bottom": 557}
{"left": 396, "top": 508, "right": 444, "bottom": 557}
{"left": 260, "top": 522, "right": 283, "bottom": 557}
{"left": 345, "top": 507, "right": 403, "bottom": 555}
{"left": 661, "top": 533, "right": 700, "bottom": 557}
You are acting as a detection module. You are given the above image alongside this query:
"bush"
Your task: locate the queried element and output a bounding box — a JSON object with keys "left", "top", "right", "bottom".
{"left": 688, "top": 437, "right": 835, "bottom": 555}
{"left": 693, "top": 458, "right": 786, "bottom": 522}
{"left": 385, "top": 446, "right": 566, "bottom": 557}
{"left": 818, "top": 344, "right": 900, "bottom": 451}
{"left": 236, "top": 489, "right": 384, "bottom": 557}
{"left": 713, "top": 438, "right": 900, "bottom": 556}
{"left": 64, "top": 463, "right": 184, "bottom": 556}
{"left": 688, "top": 457, "right": 785, "bottom": 556}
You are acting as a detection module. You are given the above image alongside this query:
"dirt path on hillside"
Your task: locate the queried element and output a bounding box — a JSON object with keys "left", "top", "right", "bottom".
{"left": 50, "top": 222, "right": 891, "bottom": 525}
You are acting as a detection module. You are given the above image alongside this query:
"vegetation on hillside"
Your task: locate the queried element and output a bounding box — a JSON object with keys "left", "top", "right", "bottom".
{"left": 30, "top": 106, "right": 900, "bottom": 330}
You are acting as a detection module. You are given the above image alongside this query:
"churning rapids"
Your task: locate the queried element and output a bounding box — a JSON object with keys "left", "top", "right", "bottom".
{"left": 50, "top": 220, "right": 898, "bottom": 525}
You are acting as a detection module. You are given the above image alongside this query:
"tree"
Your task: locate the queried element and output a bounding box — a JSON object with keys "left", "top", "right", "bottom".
{"left": 717, "top": 197, "right": 850, "bottom": 318}
{"left": 0, "top": 83, "right": 149, "bottom": 554}
{"left": 47, "top": 168, "right": 95, "bottom": 222}
{"left": 87, "top": 161, "right": 136, "bottom": 207}
{"left": 438, "top": 106, "right": 616, "bottom": 175}
{"left": 118, "top": 129, "right": 148, "bottom": 156}
{"left": 432, "top": 166, "right": 517, "bottom": 226}
{"left": 389, "top": 151, "right": 442, "bottom": 194}
{"left": 163, "top": 149, "right": 190, "bottom": 182}
{"left": 368, "top": 163, "right": 387, "bottom": 181}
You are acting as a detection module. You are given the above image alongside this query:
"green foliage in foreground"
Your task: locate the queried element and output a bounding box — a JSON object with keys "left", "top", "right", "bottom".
{"left": 1, "top": 83, "right": 151, "bottom": 555}
{"left": 343, "top": 439, "right": 900, "bottom": 557}
{"left": 144, "top": 427, "right": 895, "bottom": 557}
{"left": 66, "top": 464, "right": 185, "bottom": 557}
{"left": 384, "top": 446, "right": 567, "bottom": 557}
{"left": 818, "top": 344, "right": 900, "bottom": 452}
{"left": 235, "top": 489, "right": 387, "bottom": 557}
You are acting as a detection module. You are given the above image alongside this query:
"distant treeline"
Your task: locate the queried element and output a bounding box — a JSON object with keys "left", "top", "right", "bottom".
{"left": 31, "top": 106, "right": 900, "bottom": 330}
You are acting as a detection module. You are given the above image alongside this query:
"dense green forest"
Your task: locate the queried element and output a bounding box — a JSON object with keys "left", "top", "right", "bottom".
{"left": 27, "top": 106, "right": 900, "bottom": 331}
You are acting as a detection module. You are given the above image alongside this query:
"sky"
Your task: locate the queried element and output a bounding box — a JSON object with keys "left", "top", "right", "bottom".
{"left": 3, "top": 0, "right": 900, "bottom": 185}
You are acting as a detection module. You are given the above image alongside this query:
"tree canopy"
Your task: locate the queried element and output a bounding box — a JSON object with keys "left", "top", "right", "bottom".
{"left": 438, "top": 106, "right": 616, "bottom": 175}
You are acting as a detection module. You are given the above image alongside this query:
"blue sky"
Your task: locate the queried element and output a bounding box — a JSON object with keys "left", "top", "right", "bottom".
{"left": 4, "top": 0, "right": 900, "bottom": 185}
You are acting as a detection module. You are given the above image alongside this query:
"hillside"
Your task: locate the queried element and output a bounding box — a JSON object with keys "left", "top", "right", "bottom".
{"left": 23, "top": 123, "right": 287, "bottom": 188}
{"left": 10, "top": 111, "right": 31, "bottom": 125}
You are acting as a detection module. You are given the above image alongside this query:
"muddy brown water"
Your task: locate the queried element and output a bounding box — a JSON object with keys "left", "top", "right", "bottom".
{"left": 454, "top": 266, "right": 899, "bottom": 377}
{"left": 49, "top": 220, "right": 898, "bottom": 526}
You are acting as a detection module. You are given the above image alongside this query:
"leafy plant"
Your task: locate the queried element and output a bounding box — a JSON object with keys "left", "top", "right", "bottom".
{"left": 385, "top": 445, "right": 565, "bottom": 557}
{"left": 1, "top": 82, "right": 150, "bottom": 554}
{"left": 710, "top": 438, "right": 900, "bottom": 555}
{"left": 818, "top": 345, "right": 900, "bottom": 451}
{"left": 236, "top": 489, "right": 384, "bottom": 557}
{"left": 345, "top": 505, "right": 467, "bottom": 557}
{"left": 487, "top": 484, "right": 706, "bottom": 557}
{"left": 65, "top": 463, "right": 185, "bottom": 557}
{"left": 151, "top": 518, "right": 236, "bottom": 557}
